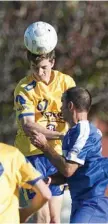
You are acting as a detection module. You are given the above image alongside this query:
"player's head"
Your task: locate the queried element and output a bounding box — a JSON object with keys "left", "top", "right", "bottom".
{"left": 61, "top": 87, "right": 92, "bottom": 124}
{"left": 24, "top": 21, "right": 58, "bottom": 83}
{"left": 27, "top": 50, "right": 55, "bottom": 83}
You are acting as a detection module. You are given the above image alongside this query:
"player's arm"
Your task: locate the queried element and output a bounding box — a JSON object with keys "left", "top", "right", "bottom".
{"left": 37, "top": 146, "right": 79, "bottom": 177}
{"left": 20, "top": 178, "right": 52, "bottom": 223}
{"left": 16, "top": 150, "right": 52, "bottom": 223}
{"left": 30, "top": 133, "right": 80, "bottom": 177}
{"left": 30, "top": 124, "right": 88, "bottom": 177}
{"left": 14, "top": 88, "right": 64, "bottom": 140}
{"left": 64, "top": 75, "right": 76, "bottom": 90}
{"left": 21, "top": 115, "right": 64, "bottom": 140}
{"left": 49, "top": 172, "right": 67, "bottom": 185}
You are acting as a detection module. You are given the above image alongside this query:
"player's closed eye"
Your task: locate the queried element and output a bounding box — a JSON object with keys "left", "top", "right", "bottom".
{"left": 42, "top": 66, "right": 47, "bottom": 69}
{"left": 32, "top": 65, "right": 47, "bottom": 70}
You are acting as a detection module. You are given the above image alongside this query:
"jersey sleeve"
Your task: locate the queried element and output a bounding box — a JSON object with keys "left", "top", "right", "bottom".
{"left": 63, "top": 122, "right": 90, "bottom": 165}
{"left": 14, "top": 84, "right": 35, "bottom": 120}
{"left": 64, "top": 75, "right": 76, "bottom": 90}
{"left": 15, "top": 149, "right": 43, "bottom": 189}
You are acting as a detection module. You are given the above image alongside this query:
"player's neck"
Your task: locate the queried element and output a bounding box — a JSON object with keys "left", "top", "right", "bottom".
{"left": 74, "top": 112, "right": 88, "bottom": 124}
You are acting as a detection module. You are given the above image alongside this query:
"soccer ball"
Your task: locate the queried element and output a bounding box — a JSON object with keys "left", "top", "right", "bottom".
{"left": 24, "top": 21, "right": 58, "bottom": 55}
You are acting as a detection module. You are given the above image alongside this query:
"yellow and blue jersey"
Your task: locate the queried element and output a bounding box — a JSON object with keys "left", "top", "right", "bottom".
{"left": 0, "top": 143, "right": 42, "bottom": 224}
{"left": 14, "top": 70, "right": 76, "bottom": 156}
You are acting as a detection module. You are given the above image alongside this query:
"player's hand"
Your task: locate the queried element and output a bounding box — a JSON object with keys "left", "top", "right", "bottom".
{"left": 30, "top": 132, "right": 49, "bottom": 150}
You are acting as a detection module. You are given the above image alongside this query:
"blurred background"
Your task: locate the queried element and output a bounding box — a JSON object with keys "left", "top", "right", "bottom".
{"left": 0, "top": 1, "right": 108, "bottom": 222}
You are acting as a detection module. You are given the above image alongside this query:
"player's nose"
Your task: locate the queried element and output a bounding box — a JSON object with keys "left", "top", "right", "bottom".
{"left": 38, "top": 68, "right": 43, "bottom": 76}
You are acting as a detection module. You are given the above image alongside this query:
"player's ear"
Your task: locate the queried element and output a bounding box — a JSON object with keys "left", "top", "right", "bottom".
{"left": 51, "top": 59, "right": 55, "bottom": 68}
{"left": 68, "top": 101, "right": 73, "bottom": 112}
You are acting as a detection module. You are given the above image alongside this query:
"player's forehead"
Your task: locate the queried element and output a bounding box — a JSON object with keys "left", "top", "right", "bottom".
{"left": 31, "top": 58, "right": 51, "bottom": 67}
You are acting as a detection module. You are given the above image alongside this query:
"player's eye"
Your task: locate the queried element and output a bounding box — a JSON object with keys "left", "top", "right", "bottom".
{"left": 42, "top": 66, "right": 47, "bottom": 69}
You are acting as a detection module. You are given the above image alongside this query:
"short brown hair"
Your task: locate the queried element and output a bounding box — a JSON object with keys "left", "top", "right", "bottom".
{"left": 27, "top": 50, "right": 55, "bottom": 64}
{"left": 64, "top": 87, "right": 92, "bottom": 112}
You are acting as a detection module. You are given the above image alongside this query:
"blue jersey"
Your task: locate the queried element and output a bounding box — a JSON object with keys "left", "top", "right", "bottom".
{"left": 62, "top": 120, "right": 108, "bottom": 201}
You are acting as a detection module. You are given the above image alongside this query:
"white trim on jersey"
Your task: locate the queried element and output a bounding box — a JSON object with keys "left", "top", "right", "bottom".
{"left": 72, "top": 121, "right": 90, "bottom": 153}
{"left": 65, "top": 121, "right": 90, "bottom": 165}
{"left": 65, "top": 151, "right": 85, "bottom": 165}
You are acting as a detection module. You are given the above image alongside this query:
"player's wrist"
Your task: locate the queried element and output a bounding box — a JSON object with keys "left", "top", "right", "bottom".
{"left": 43, "top": 142, "right": 50, "bottom": 151}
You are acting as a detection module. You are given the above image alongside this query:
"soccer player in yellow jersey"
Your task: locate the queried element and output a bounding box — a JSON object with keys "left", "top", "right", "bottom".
{"left": 14, "top": 49, "right": 76, "bottom": 223}
{"left": 0, "top": 142, "right": 51, "bottom": 224}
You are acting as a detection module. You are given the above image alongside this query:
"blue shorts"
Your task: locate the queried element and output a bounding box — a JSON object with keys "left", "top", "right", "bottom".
{"left": 70, "top": 196, "right": 108, "bottom": 223}
{"left": 23, "top": 154, "right": 65, "bottom": 200}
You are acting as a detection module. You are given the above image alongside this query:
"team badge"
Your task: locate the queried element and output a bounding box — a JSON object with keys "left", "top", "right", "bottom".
{"left": 37, "top": 99, "right": 48, "bottom": 112}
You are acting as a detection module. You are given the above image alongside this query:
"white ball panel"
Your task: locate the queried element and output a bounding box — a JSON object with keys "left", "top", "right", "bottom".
{"left": 24, "top": 21, "right": 57, "bottom": 54}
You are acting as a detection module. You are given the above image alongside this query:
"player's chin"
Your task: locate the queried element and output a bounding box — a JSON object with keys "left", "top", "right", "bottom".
{"left": 41, "top": 77, "right": 46, "bottom": 81}
{"left": 38, "top": 74, "right": 45, "bottom": 80}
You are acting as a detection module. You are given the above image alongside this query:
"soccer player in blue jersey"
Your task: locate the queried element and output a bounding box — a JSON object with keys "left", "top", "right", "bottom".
{"left": 30, "top": 86, "right": 108, "bottom": 223}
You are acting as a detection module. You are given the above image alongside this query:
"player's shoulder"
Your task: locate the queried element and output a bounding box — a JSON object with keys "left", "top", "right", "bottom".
{"left": 0, "top": 143, "right": 19, "bottom": 157}
{"left": 53, "top": 70, "right": 76, "bottom": 88}
{"left": 78, "top": 120, "right": 90, "bottom": 135}
{"left": 14, "top": 74, "right": 34, "bottom": 93}
{"left": 15, "top": 75, "right": 29, "bottom": 89}
{"left": 77, "top": 121, "right": 102, "bottom": 142}
{"left": 69, "top": 121, "right": 90, "bottom": 139}
{"left": 54, "top": 70, "right": 73, "bottom": 80}
{"left": 89, "top": 122, "right": 102, "bottom": 139}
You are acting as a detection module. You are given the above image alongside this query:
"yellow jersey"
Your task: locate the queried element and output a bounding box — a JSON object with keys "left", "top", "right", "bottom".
{"left": 14, "top": 70, "right": 76, "bottom": 156}
{"left": 0, "top": 143, "right": 42, "bottom": 224}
